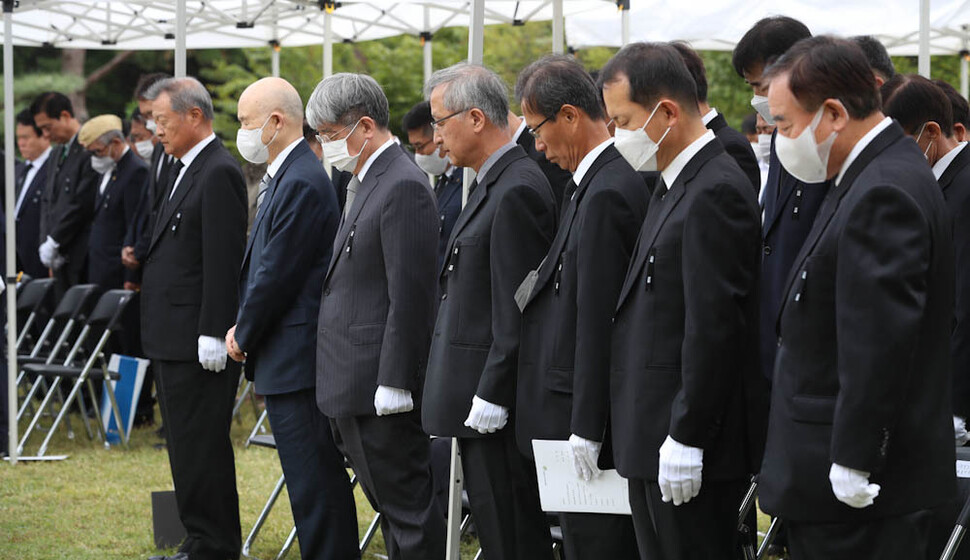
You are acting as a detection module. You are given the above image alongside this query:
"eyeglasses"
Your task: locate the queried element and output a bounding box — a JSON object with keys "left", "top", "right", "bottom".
{"left": 315, "top": 121, "right": 356, "bottom": 145}
{"left": 527, "top": 116, "right": 554, "bottom": 139}
{"left": 409, "top": 139, "right": 431, "bottom": 152}
{"left": 431, "top": 108, "right": 468, "bottom": 129}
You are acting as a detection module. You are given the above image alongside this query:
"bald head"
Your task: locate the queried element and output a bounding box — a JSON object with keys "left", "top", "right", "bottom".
{"left": 237, "top": 77, "right": 305, "bottom": 163}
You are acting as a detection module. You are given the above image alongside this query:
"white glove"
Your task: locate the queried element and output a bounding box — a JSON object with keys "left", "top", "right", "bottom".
{"left": 463, "top": 395, "right": 509, "bottom": 434}
{"left": 956, "top": 416, "right": 969, "bottom": 446}
{"left": 569, "top": 434, "right": 602, "bottom": 481}
{"left": 51, "top": 254, "right": 66, "bottom": 271}
{"left": 198, "top": 335, "right": 228, "bottom": 372}
{"left": 829, "top": 463, "right": 880, "bottom": 508}
{"left": 39, "top": 236, "right": 59, "bottom": 268}
{"left": 658, "top": 435, "right": 704, "bottom": 506}
{"left": 374, "top": 385, "right": 414, "bottom": 416}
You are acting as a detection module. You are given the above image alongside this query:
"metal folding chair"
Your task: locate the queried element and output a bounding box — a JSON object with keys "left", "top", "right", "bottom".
{"left": 18, "top": 289, "right": 135, "bottom": 457}
{"left": 14, "top": 277, "right": 55, "bottom": 354}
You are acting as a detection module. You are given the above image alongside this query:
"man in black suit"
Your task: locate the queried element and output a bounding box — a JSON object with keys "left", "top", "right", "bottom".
{"left": 225, "top": 77, "right": 359, "bottom": 560}
{"left": 78, "top": 115, "right": 147, "bottom": 291}
{"left": 508, "top": 111, "right": 573, "bottom": 210}
{"left": 309, "top": 73, "right": 445, "bottom": 560}
{"left": 601, "top": 43, "right": 764, "bottom": 560}
{"left": 31, "top": 92, "right": 99, "bottom": 294}
{"left": 513, "top": 55, "right": 647, "bottom": 560}
{"left": 140, "top": 77, "right": 248, "bottom": 560}
{"left": 421, "top": 62, "right": 557, "bottom": 560}
{"left": 937, "top": 79, "right": 970, "bottom": 142}
{"left": 733, "top": 18, "right": 828, "bottom": 393}
{"left": 757, "top": 37, "right": 955, "bottom": 559}
{"left": 671, "top": 42, "right": 760, "bottom": 192}
{"left": 402, "top": 100, "right": 463, "bottom": 269}
{"left": 14, "top": 109, "right": 51, "bottom": 279}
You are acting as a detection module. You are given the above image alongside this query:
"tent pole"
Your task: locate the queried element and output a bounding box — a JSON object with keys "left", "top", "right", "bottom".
{"left": 621, "top": 2, "right": 630, "bottom": 46}
{"left": 962, "top": 53, "right": 969, "bottom": 100}
{"left": 271, "top": 46, "right": 280, "bottom": 77}
{"left": 423, "top": 6, "right": 432, "bottom": 86}
{"left": 552, "top": 0, "right": 564, "bottom": 54}
{"left": 918, "top": 0, "right": 930, "bottom": 77}
{"left": 175, "top": 0, "right": 186, "bottom": 77}
{"left": 322, "top": 8, "right": 333, "bottom": 78}
{"left": 4, "top": 0, "right": 17, "bottom": 465}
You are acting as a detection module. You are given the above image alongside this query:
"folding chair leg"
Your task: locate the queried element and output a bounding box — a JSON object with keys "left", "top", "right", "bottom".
{"left": 246, "top": 409, "right": 269, "bottom": 448}
{"left": 232, "top": 379, "right": 252, "bottom": 424}
{"left": 74, "top": 383, "right": 96, "bottom": 442}
{"left": 37, "top": 373, "right": 90, "bottom": 457}
{"left": 17, "top": 373, "right": 47, "bottom": 420}
{"left": 102, "top": 371, "right": 129, "bottom": 448}
{"left": 757, "top": 517, "right": 782, "bottom": 560}
{"left": 359, "top": 512, "right": 381, "bottom": 554}
{"left": 85, "top": 377, "right": 109, "bottom": 446}
{"left": 19, "top": 376, "right": 64, "bottom": 454}
{"left": 242, "top": 474, "right": 287, "bottom": 559}
{"left": 274, "top": 527, "right": 297, "bottom": 560}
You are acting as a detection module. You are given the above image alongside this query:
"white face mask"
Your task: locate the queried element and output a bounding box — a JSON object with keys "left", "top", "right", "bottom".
{"left": 145, "top": 119, "right": 157, "bottom": 133}
{"left": 915, "top": 122, "right": 933, "bottom": 161}
{"left": 414, "top": 145, "right": 449, "bottom": 176}
{"left": 774, "top": 105, "right": 838, "bottom": 184}
{"left": 134, "top": 139, "right": 154, "bottom": 162}
{"left": 321, "top": 119, "right": 367, "bottom": 173}
{"left": 756, "top": 133, "right": 773, "bottom": 164}
{"left": 236, "top": 115, "right": 279, "bottom": 164}
{"left": 613, "top": 102, "right": 670, "bottom": 172}
{"left": 91, "top": 154, "right": 114, "bottom": 175}
{"left": 751, "top": 95, "right": 774, "bottom": 125}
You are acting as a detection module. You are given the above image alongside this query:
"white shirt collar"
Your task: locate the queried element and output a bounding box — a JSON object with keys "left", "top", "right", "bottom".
{"left": 513, "top": 118, "right": 528, "bottom": 142}
{"left": 179, "top": 133, "right": 217, "bottom": 171}
{"left": 29, "top": 146, "right": 52, "bottom": 168}
{"left": 835, "top": 117, "right": 892, "bottom": 187}
{"left": 933, "top": 142, "right": 968, "bottom": 180}
{"left": 358, "top": 137, "right": 396, "bottom": 182}
{"left": 662, "top": 129, "right": 716, "bottom": 189}
{"left": 267, "top": 137, "right": 304, "bottom": 179}
{"left": 701, "top": 108, "right": 718, "bottom": 126}
{"left": 572, "top": 138, "right": 614, "bottom": 185}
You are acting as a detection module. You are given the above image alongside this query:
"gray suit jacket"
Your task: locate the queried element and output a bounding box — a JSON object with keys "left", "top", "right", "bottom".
{"left": 316, "top": 145, "right": 439, "bottom": 418}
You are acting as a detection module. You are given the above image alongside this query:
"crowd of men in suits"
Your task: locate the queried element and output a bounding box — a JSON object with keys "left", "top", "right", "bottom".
{"left": 4, "top": 12, "right": 970, "bottom": 560}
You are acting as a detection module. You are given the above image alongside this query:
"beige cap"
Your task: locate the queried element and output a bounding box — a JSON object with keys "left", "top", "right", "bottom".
{"left": 78, "top": 114, "right": 123, "bottom": 147}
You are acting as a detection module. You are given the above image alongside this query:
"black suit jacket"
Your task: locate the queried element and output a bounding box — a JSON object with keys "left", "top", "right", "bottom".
{"left": 610, "top": 139, "right": 765, "bottom": 481}
{"left": 434, "top": 168, "right": 463, "bottom": 270}
{"left": 517, "top": 129, "right": 573, "bottom": 211}
{"left": 16, "top": 155, "right": 50, "bottom": 278}
{"left": 139, "top": 137, "right": 248, "bottom": 361}
{"left": 759, "top": 122, "right": 956, "bottom": 522}
{"left": 41, "top": 137, "right": 99, "bottom": 279}
{"left": 516, "top": 145, "right": 650, "bottom": 457}
{"left": 422, "top": 146, "right": 557, "bottom": 438}
{"left": 707, "top": 113, "right": 760, "bottom": 192}
{"left": 125, "top": 142, "right": 172, "bottom": 285}
{"left": 759, "top": 132, "right": 830, "bottom": 382}
{"left": 940, "top": 145, "right": 970, "bottom": 418}
{"left": 88, "top": 149, "right": 147, "bottom": 290}
{"left": 316, "top": 145, "right": 439, "bottom": 418}
{"left": 236, "top": 141, "right": 339, "bottom": 396}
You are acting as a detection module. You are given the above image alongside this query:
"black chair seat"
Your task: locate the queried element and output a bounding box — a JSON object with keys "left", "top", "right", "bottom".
{"left": 249, "top": 434, "right": 277, "bottom": 449}
{"left": 22, "top": 363, "right": 119, "bottom": 380}
{"left": 549, "top": 526, "right": 563, "bottom": 542}
{"left": 17, "top": 355, "right": 51, "bottom": 366}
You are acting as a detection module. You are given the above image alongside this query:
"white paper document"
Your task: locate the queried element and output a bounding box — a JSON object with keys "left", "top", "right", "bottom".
{"left": 531, "top": 439, "right": 632, "bottom": 515}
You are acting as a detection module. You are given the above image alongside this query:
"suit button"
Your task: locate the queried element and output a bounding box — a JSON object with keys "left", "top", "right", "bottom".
{"left": 441, "top": 293, "right": 447, "bottom": 300}
{"left": 324, "top": 288, "right": 331, "bottom": 296}
{"left": 763, "top": 244, "right": 772, "bottom": 256}
{"left": 776, "top": 336, "right": 782, "bottom": 347}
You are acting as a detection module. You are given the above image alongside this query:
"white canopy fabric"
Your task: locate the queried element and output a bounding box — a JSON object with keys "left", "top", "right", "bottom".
{"left": 566, "top": 0, "right": 970, "bottom": 56}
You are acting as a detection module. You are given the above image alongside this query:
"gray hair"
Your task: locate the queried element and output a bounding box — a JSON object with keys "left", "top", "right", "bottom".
{"left": 305, "top": 73, "right": 390, "bottom": 129}
{"left": 97, "top": 129, "right": 126, "bottom": 145}
{"left": 425, "top": 63, "right": 509, "bottom": 128}
{"left": 146, "top": 77, "right": 214, "bottom": 121}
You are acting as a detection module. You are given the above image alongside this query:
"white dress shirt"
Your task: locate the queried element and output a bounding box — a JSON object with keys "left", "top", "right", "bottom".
{"left": 933, "top": 142, "right": 968, "bottom": 180}
{"left": 835, "top": 117, "right": 892, "bottom": 187}
{"left": 16, "top": 145, "right": 51, "bottom": 216}
{"left": 573, "top": 138, "right": 615, "bottom": 186}
{"left": 662, "top": 130, "right": 716, "bottom": 189}
{"left": 169, "top": 133, "right": 217, "bottom": 199}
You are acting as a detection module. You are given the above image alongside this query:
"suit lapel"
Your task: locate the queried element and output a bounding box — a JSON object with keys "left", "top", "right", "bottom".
{"left": 939, "top": 144, "right": 970, "bottom": 193}
{"left": 707, "top": 113, "right": 727, "bottom": 133}
{"left": 150, "top": 138, "right": 219, "bottom": 249}
{"left": 243, "top": 142, "right": 308, "bottom": 265}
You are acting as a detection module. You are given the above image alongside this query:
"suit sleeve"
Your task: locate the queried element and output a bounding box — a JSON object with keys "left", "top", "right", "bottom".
{"left": 951, "top": 192, "right": 970, "bottom": 418}
{"left": 377, "top": 178, "right": 439, "bottom": 391}
{"left": 571, "top": 186, "right": 642, "bottom": 441}
{"left": 832, "top": 185, "right": 931, "bottom": 473}
{"left": 198, "top": 159, "right": 248, "bottom": 339}
{"left": 669, "top": 181, "right": 760, "bottom": 448}
{"left": 724, "top": 138, "right": 762, "bottom": 193}
{"left": 123, "top": 166, "right": 149, "bottom": 283}
{"left": 476, "top": 182, "right": 556, "bottom": 407}
{"left": 50, "top": 157, "right": 97, "bottom": 245}
{"left": 234, "top": 177, "right": 333, "bottom": 354}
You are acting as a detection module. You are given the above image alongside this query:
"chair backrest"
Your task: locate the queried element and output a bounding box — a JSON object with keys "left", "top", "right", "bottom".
{"left": 16, "top": 278, "right": 55, "bottom": 314}
{"left": 86, "top": 289, "right": 135, "bottom": 331}
{"left": 51, "top": 284, "right": 102, "bottom": 322}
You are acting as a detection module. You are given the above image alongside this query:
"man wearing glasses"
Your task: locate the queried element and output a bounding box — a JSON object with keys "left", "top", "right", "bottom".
{"left": 421, "top": 62, "right": 558, "bottom": 560}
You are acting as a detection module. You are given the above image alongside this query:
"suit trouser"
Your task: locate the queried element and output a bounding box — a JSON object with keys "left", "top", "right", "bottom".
{"left": 786, "top": 509, "right": 933, "bottom": 560}
{"left": 559, "top": 511, "right": 638, "bottom": 560}
{"left": 459, "top": 429, "right": 554, "bottom": 560}
{"left": 628, "top": 478, "right": 746, "bottom": 560}
{"left": 155, "top": 359, "right": 241, "bottom": 560}
{"left": 331, "top": 411, "right": 445, "bottom": 560}
{"left": 264, "top": 389, "right": 360, "bottom": 560}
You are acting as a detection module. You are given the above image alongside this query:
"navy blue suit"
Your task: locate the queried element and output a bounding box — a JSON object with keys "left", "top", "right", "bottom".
{"left": 759, "top": 133, "right": 829, "bottom": 383}
{"left": 16, "top": 155, "right": 49, "bottom": 279}
{"left": 434, "top": 168, "right": 462, "bottom": 270}
{"left": 88, "top": 149, "right": 147, "bottom": 290}
{"left": 236, "top": 140, "right": 358, "bottom": 560}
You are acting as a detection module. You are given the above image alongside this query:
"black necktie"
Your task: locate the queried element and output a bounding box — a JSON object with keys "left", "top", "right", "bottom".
{"left": 655, "top": 177, "right": 668, "bottom": 200}
{"left": 16, "top": 162, "right": 32, "bottom": 194}
{"left": 468, "top": 178, "right": 479, "bottom": 195}
{"left": 564, "top": 179, "right": 577, "bottom": 202}
{"left": 159, "top": 159, "right": 184, "bottom": 215}
{"left": 256, "top": 173, "right": 271, "bottom": 209}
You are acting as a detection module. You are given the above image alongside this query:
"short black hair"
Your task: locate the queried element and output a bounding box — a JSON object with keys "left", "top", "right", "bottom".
{"left": 881, "top": 74, "right": 954, "bottom": 137}
{"left": 851, "top": 36, "right": 895, "bottom": 81}
{"left": 598, "top": 42, "right": 699, "bottom": 116}
{"left": 732, "top": 16, "right": 812, "bottom": 78}
{"left": 670, "top": 42, "right": 707, "bottom": 103}
{"left": 764, "top": 35, "right": 880, "bottom": 120}
{"left": 16, "top": 108, "right": 42, "bottom": 136}
{"left": 401, "top": 100, "right": 434, "bottom": 136}
{"left": 934, "top": 79, "right": 970, "bottom": 130}
{"left": 302, "top": 119, "right": 316, "bottom": 141}
{"left": 129, "top": 106, "right": 148, "bottom": 125}
{"left": 30, "top": 91, "right": 74, "bottom": 119}
{"left": 515, "top": 54, "right": 605, "bottom": 121}
{"left": 741, "top": 113, "right": 757, "bottom": 136}
{"left": 134, "top": 73, "right": 171, "bottom": 100}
